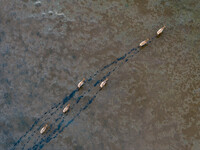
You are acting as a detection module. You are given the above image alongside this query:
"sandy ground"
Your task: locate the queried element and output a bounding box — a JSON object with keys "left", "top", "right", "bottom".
{"left": 0, "top": 0, "right": 200, "bottom": 150}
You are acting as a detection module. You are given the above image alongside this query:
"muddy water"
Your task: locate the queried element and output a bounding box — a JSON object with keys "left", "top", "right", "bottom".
{"left": 0, "top": 0, "right": 200, "bottom": 150}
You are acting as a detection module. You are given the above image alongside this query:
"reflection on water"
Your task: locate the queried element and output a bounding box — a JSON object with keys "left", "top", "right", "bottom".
{"left": 0, "top": 0, "right": 200, "bottom": 150}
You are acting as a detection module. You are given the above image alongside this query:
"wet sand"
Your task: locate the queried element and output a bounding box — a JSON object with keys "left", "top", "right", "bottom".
{"left": 0, "top": 0, "right": 200, "bottom": 150}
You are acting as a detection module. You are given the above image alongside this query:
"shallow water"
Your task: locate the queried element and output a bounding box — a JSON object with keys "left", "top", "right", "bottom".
{"left": 0, "top": 0, "right": 200, "bottom": 150}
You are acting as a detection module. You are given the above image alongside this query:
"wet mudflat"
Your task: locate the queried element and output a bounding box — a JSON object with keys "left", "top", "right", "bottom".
{"left": 0, "top": 0, "right": 200, "bottom": 150}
